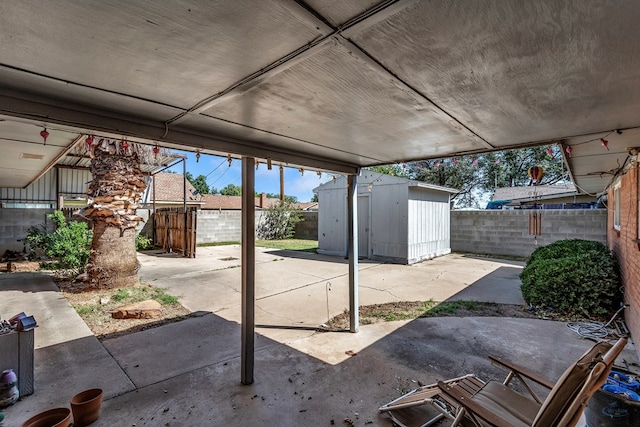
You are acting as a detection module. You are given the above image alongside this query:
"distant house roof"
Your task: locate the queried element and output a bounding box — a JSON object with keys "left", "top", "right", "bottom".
{"left": 147, "top": 172, "right": 204, "bottom": 204}
{"left": 492, "top": 184, "right": 578, "bottom": 202}
{"left": 202, "top": 194, "right": 317, "bottom": 210}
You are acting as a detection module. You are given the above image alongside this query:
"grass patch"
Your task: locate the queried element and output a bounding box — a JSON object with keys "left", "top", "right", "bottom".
{"left": 197, "top": 241, "right": 240, "bottom": 247}
{"left": 256, "top": 239, "right": 318, "bottom": 252}
{"left": 62, "top": 283, "right": 189, "bottom": 338}
{"left": 322, "top": 300, "right": 536, "bottom": 330}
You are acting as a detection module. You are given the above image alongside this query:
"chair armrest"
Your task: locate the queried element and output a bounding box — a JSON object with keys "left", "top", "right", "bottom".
{"left": 489, "top": 355, "right": 555, "bottom": 390}
{"left": 437, "top": 381, "right": 515, "bottom": 427}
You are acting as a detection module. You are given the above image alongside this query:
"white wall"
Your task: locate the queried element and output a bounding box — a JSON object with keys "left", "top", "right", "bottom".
{"left": 317, "top": 187, "right": 348, "bottom": 256}
{"left": 369, "top": 182, "right": 409, "bottom": 262}
{"left": 407, "top": 188, "right": 451, "bottom": 263}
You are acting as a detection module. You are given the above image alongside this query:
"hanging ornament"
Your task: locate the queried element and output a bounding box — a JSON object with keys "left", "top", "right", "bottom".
{"left": 494, "top": 159, "right": 500, "bottom": 164}
{"left": 332, "top": 175, "right": 337, "bottom": 183}
{"left": 85, "top": 135, "right": 94, "bottom": 147}
{"left": 267, "top": 158, "right": 272, "bottom": 170}
{"left": 40, "top": 128, "right": 49, "bottom": 144}
{"left": 255, "top": 159, "right": 259, "bottom": 170}
{"left": 452, "top": 158, "right": 459, "bottom": 166}
{"left": 121, "top": 139, "right": 129, "bottom": 153}
{"left": 472, "top": 157, "right": 478, "bottom": 166}
{"left": 402, "top": 163, "right": 407, "bottom": 169}
{"left": 196, "top": 150, "right": 201, "bottom": 163}
{"left": 153, "top": 144, "right": 160, "bottom": 159}
{"left": 316, "top": 171, "right": 322, "bottom": 178}
{"left": 298, "top": 168, "right": 304, "bottom": 176}
{"left": 227, "top": 154, "right": 232, "bottom": 167}
{"left": 546, "top": 146, "right": 554, "bottom": 156}
{"left": 600, "top": 138, "right": 609, "bottom": 150}
{"left": 565, "top": 146, "right": 573, "bottom": 157}
{"left": 434, "top": 161, "right": 440, "bottom": 169}
{"left": 527, "top": 166, "right": 544, "bottom": 186}
{"left": 417, "top": 163, "right": 422, "bottom": 169}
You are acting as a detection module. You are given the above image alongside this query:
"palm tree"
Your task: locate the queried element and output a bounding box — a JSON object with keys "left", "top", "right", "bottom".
{"left": 83, "top": 139, "right": 149, "bottom": 289}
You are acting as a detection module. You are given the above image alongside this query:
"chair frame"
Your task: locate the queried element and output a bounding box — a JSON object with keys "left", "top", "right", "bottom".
{"left": 379, "top": 338, "right": 627, "bottom": 427}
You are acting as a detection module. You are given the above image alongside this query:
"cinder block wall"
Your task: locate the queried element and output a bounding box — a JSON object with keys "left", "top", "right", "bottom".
{"left": 0, "top": 208, "right": 54, "bottom": 253}
{"left": 197, "top": 210, "right": 245, "bottom": 243}
{"left": 451, "top": 209, "right": 607, "bottom": 258}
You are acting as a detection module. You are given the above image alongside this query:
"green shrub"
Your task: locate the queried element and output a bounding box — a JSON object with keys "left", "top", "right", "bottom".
{"left": 257, "top": 201, "right": 303, "bottom": 240}
{"left": 520, "top": 239, "right": 621, "bottom": 318}
{"left": 24, "top": 211, "right": 92, "bottom": 273}
{"left": 527, "top": 239, "right": 608, "bottom": 263}
{"left": 136, "top": 234, "right": 154, "bottom": 251}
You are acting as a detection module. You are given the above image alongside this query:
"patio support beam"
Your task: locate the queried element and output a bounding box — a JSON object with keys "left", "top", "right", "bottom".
{"left": 347, "top": 173, "right": 359, "bottom": 333}
{"left": 241, "top": 156, "right": 256, "bottom": 385}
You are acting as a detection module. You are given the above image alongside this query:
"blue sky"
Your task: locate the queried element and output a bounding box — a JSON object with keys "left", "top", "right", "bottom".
{"left": 166, "top": 150, "right": 333, "bottom": 202}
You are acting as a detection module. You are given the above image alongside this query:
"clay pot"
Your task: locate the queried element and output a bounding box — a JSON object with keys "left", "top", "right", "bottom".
{"left": 21, "top": 407, "right": 71, "bottom": 427}
{"left": 70, "top": 388, "right": 103, "bottom": 427}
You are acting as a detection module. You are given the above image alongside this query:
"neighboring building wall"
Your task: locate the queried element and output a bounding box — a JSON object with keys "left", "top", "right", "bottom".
{"left": 0, "top": 208, "right": 54, "bottom": 253}
{"left": 607, "top": 162, "right": 639, "bottom": 356}
{"left": 451, "top": 209, "right": 607, "bottom": 258}
{"left": 294, "top": 211, "right": 318, "bottom": 240}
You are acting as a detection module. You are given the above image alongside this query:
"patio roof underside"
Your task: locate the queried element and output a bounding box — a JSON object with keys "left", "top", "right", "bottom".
{"left": 1, "top": 0, "right": 639, "bottom": 194}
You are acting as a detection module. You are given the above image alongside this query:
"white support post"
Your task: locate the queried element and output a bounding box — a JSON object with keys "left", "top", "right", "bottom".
{"left": 347, "top": 174, "right": 359, "bottom": 333}
{"left": 241, "top": 156, "right": 256, "bottom": 384}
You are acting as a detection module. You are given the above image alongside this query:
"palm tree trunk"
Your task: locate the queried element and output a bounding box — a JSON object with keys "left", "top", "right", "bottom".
{"left": 84, "top": 140, "right": 148, "bottom": 289}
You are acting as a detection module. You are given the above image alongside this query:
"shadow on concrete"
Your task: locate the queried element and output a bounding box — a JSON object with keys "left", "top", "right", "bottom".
{"left": 445, "top": 266, "right": 525, "bottom": 305}
{"left": 0, "top": 272, "right": 59, "bottom": 293}
{"left": 10, "top": 310, "right": 621, "bottom": 427}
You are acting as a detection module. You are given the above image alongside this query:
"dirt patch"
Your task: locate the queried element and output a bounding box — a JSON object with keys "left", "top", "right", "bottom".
{"left": 322, "top": 300, "right": 538, "bottom": 331}
{"left": 58, "top": 279, "right": 191, "bottom": 340}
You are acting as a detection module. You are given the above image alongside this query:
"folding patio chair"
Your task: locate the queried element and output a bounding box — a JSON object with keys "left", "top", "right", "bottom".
{"left": 379, "top": 337, "right": 627, "bottom": 427}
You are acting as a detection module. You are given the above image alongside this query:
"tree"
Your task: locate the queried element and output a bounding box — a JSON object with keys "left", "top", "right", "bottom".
{"left": 84, "top": 141, "right": 148, "bottom": 289}
{"left": 405, "top": 157, "right": 482, "bottom": 207}
{"left": 402, "top": 145, "right": 566, "bottom": 208}
{"left": 186, "top": 172, "right": 210, "bottom": 195}
{"left": 311, "top": 193, "right": 318, "bottom": 202}
{"left": 220, "top": 183, "right": 242, "bottom": 196}
{"left": 257, "top": 201, "right": 303, "bottom": 240}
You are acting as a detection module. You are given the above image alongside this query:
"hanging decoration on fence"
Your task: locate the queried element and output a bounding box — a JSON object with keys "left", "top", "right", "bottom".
{"left": 527, "top": 166, "right": 544, "bottom": 186}
{"left": 528, "top": 211, "right": 542, "bottom": 238}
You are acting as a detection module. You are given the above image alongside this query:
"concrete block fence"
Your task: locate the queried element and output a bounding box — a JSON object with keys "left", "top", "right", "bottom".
{"left": 450, "top": 209, "right": 607, "bottom": 258}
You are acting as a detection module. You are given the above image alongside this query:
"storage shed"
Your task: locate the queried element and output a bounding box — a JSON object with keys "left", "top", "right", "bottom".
{"left": 315, "top": 171, "right": 458, "bottom": 264}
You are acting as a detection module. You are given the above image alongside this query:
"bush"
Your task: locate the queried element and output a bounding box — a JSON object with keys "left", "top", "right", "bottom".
{"left": 526, "top": 239, "right": 608, "bottom": 264}
{"left": 257, "top": 201, "right": 303, "bottom": 240}
{"left": 24, "top": 211, "right": 92, "bottom": 273}
{"left": 520, "top": 239, "right": 622, "bottom": 318}
{"left": 136, "top": 234, "right": 154, "bottom": 251}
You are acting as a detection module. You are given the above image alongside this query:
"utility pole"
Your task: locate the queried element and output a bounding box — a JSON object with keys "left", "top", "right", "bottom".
{"left": 279, "top": 165, "right": 284, "bottom": 202}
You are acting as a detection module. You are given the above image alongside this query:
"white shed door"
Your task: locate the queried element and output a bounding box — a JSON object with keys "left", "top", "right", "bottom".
{"left": 358, "top": 195, "right": 370, "bottom": 258}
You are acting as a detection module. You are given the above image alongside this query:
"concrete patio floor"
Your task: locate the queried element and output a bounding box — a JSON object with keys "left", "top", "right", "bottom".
{"left": 1, "top": 248, "right": 637, "bottom": 426}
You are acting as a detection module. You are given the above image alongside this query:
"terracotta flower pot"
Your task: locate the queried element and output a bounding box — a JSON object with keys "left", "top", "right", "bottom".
{"left": 21, "top": 407, "right": 71, "bottom": 427}
{"left": 70, "top": 388, "right": 103, "bottom": 427}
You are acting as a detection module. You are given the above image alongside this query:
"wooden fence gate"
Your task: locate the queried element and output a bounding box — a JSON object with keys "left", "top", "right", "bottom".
{"left": 154, "top": 207, "right": 197, "bottom": 258}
